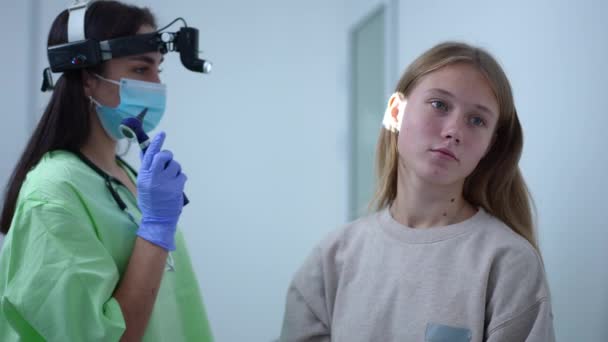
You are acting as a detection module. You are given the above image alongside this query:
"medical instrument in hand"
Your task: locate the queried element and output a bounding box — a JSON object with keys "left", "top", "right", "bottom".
{"left": 119, "top": 108, "right": 190, "bottom": 206}
{"left": 136, "top": 132, "right": 187, "bottom": 252}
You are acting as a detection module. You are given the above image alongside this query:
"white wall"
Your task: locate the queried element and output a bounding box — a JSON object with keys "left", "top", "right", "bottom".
{"left": 0, "top": 0, "right": 41, "bottom": 250}
{"left": 397, "top": 0, "right": 608, "bottom": 341}
{"left": 0, "top": 1, "right": 31, "bottom": 207}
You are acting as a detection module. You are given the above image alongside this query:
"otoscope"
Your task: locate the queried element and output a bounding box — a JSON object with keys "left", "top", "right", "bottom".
{"left": 119, "top": 108, "right": 190, "bottom": 206}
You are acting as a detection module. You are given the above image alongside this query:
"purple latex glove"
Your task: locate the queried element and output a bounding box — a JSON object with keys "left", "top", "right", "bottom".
{"left": 136, "top": 132, "right": 187, "bottom": 251}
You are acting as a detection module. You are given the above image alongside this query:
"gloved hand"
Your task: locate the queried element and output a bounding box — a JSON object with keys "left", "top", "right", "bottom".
{"left": 136, "top": 132, "right": 187, "bottom": 251}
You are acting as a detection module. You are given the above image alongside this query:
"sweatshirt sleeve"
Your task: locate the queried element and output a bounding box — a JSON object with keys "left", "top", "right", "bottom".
{"left": 280, "top": 247, "right": 331, "bottom": 342}
{"left": 484, "top": 241, "right": 556, "bottom": 342}
{"left": 0, "top": 195, "right": 126, "bottom": 341}
{"left": 486, "top": 298, "right": 555, "bottom": 341}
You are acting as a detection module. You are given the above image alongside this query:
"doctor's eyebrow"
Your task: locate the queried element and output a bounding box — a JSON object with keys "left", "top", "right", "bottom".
{"left": 127, "top": 55, "right": 164, "bottom": 65}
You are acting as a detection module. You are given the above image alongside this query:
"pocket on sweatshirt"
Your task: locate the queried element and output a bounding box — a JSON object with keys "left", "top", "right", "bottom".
{"left": 425, "top": 322, "right": 472, "bottom": 342}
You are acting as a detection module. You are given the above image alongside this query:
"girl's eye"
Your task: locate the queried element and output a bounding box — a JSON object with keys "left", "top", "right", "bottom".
{"left": 431, "top": 100, "right": 448, "bottom": 111}
{"left": 470, "top": 116, "right": 486, "bottom": 127}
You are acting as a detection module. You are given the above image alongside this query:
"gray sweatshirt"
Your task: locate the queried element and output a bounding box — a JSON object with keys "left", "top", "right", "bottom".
{"left": 280, "top": 207, "right": 555, "bottom": 342}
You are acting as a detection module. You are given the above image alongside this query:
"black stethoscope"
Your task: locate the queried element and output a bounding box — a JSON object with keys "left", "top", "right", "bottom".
{"left": 75, "top": 151, "right": 138, "bottom": 223}
{"left": 74, "top": 151, "right": 175, "bottom": 271}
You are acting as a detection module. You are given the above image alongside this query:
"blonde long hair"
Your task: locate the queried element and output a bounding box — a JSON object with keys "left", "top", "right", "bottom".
{"left": 372, "top": 42, "right": 538, "bottom": 251}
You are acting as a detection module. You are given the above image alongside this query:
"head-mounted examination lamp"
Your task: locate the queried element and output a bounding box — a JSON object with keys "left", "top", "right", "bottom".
{"left": 41, "top": 0, "right": 212, "bottom": 91}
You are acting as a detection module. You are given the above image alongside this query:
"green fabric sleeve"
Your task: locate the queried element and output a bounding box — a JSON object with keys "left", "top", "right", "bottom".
{"left": 1, "top": 196, "right": 126, "bottom": 341}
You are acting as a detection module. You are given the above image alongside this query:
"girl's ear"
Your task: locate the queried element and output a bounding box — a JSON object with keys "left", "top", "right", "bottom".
{"left": 382, "top": 92, "right": 406, "bottom": 132}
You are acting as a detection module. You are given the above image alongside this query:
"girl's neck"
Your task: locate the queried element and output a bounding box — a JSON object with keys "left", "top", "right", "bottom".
{"left": 390, "top": 163, "right": 476, "bottom": 228}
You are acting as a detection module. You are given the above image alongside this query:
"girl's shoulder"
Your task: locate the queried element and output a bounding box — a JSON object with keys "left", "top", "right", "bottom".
{"left": 312, "top": 210, "right": 384, "bottom": 261}
{"left": 473, "top": 209, "right": 543, "bottom": 264}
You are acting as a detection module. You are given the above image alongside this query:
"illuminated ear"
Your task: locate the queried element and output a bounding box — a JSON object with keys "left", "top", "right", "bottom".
{"left": 382, "top": 92, "right": 406, "bottom": 132}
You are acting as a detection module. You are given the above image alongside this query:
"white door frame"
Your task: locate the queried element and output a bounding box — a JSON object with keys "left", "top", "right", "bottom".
{"left": 347, "top": 0, "right": 399, "bottom": 219}
{"left": 347, "top": 0, "right": 399, "bottom": 96}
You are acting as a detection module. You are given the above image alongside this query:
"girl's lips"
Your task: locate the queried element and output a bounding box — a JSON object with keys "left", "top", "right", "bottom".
{"left": 431, "top": 148, "right": 458, "bottom": 161}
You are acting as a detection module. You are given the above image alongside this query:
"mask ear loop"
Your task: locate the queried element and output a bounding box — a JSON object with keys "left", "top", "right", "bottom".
{"left": 117, "top": 139, "right": 132, "bottom": 157}
{"left": 86, "top": 95, "right": 98, "bottom": 118}
{"left": 94, "top": 73, "right": 121, "bottom": 86}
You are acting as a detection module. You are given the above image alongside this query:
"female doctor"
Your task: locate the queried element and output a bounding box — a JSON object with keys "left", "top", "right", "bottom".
{"left": 0, "top": 1, "right": 213, "bottom": 341}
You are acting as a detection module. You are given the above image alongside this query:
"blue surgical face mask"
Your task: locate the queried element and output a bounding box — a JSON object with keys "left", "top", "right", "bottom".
{"left": 90, "top": 74, "right": 167, "bottom": 140}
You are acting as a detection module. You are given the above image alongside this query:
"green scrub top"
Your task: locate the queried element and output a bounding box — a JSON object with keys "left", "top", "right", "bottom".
{"left": 0, "top": 150, "right": 213, "bottom": 342}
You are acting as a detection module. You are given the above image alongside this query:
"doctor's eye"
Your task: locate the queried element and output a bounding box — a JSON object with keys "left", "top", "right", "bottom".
{"left": 132, "top": 66, "right": 163, "bottom": 75}
{"left": 133, "top": 67, "right": 148, "bottom": 74}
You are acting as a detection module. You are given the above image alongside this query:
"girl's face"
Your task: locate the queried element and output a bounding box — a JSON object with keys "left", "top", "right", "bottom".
{"left": 397, "top": 63, "right": 500, "bottom": 186}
